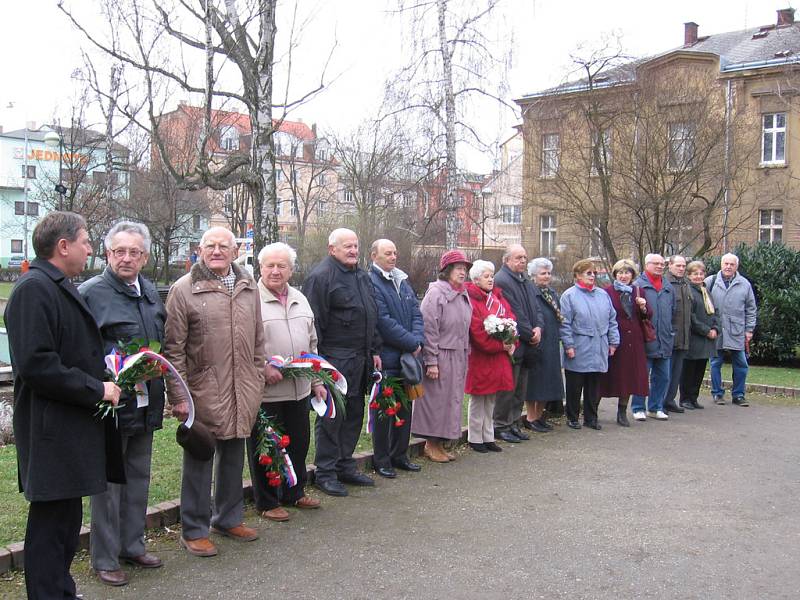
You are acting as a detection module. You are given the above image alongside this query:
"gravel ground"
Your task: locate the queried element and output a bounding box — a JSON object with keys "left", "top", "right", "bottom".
{"left": 5, "top": 395, "right": 800, "bottom": 599}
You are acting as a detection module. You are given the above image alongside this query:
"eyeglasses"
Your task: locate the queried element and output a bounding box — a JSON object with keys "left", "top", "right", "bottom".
{"left": 583, "top": 271, "right": 597, "bottom": 276}
{"left": 203, "top": 243, "right": 233, "bottom": 252}
{"left": 110, "top": 248, "right": 144, "bottom": 259}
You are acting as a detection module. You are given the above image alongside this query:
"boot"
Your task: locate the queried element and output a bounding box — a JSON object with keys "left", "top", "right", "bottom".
{"left": 423, "top": 440, "right": 449, "bottom": 463}
{"left": 617, "top": 399, "right": 630, "bottom": 427}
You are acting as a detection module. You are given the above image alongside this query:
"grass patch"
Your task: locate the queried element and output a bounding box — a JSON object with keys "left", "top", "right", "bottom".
{"left": 717, "top": 364, "right": 800, "bottom": 389}
{"left": 0, "top": 282, "right": 13, "bottom": 300}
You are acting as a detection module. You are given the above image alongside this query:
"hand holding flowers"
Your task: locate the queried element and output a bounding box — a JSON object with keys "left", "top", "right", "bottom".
{"left": 483, "top": 314, "right": 519, "bottom": 360}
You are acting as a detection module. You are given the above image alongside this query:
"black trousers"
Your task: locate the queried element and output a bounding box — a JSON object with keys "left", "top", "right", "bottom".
{"left": 680, "top": 358, "right": 708, "bottom": 403}
{"left": 25, "top": 497, "right": 82, "bottom": 599}
{"left": 247, "top": 399, "right": 311, "bottom": 511}
{"left": 565, "top": 370, "right": 600, "bottom": 424}
{"left": 370, "top": 401, "right": 412, "bottom": 469}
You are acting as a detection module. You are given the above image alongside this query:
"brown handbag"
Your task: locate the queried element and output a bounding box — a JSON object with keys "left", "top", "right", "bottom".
{"left": 636, "top": 287, "right": 658, "bottom": 343}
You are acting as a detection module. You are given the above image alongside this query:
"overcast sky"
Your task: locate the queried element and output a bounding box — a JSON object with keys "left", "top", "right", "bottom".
{"left": 0, "top": 0, "right": 779, "bottom": 171}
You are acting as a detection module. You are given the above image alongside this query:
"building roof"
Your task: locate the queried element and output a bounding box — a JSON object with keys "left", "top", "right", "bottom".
{"left": 167, "top": 103, "right": 316, "bottom": 140}
{"left": 518, "top": 9, "right": 800, "bottom": 102}
{"left": 0, "top": 125, "right": 129, "bottom": 154}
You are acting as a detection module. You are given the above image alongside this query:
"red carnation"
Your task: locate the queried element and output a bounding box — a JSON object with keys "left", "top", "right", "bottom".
{"left": 385, "top": 407, "right": 396, "bottom": 416}
{"left": 279, "top": 435, "right": 291, "bottom": 448}
{"left": 394, "top": 401, "right": 401, "bottom": 410}
{"left": 382, "top": 387, "right": 394, "bottom": 398}
{"left": 268, "top": 477, "right": 282, "bottom": 487}
{"left": 369, "top": 400, "right": 379, "bottom": 409}
{"left": 160, "top": 364, "right": 169, "bottom": 374}
{"left": 311, "top": 359, "right": 322, "bottom": 373}
{"left": 140, "top": 346, "right": 151, "bottom": 352}
{"left": 258, "top": 455, "right": 273, "bottom": 466}
{"left": 331, "top": 371, "right": 340, "bottom": 382}
{"left": 394, "top": 418, "right": 405, "bottom": 427}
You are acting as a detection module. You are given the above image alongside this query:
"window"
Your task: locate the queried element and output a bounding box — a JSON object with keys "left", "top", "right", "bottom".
{"left": 21, "top": 165, "right": 36, "bottom": 179}
{"left": 762, "top": 113, "right": 786, "bottom": 165}
{"left": 14, "top": 201, "right": 38, "bottom": 216}
{"left": 318, "top": 174, "right": 326, "bottom": 185}
{"left": 668, "top": 122, "right": 695, "bottom": 170}
{"left": 343, "top": 190, "right": 354, "bottom": 203}
{"left": 541, "top": 133, "right": 560, "bottom": 177}
{"left": 759, "top": 209, "right": 783, "bottom": 243}
{"left": 540, "top": 214, "right": 557, "bottom": 256}
{"left": 401, "top": 193, "right": 413, "bottom": 208}
{"left": 223, "top": 191, "right": 233, "bottom": 213}
{"left": 501, "top": 205, "right": 521, "bottom": 224}
{"left": 275, "top": 169, "right": 283, "bottom": 183}
{"left": 192, "top": 214, "right": 202, "bottom": 231}
{"left": 11, "top": 239, "right": 23, "bottom": 254}
{"left": 318, "top": 199, "right": 326, "bottom": 214}
{"left": 317, "top": 148, "right": 327, "bottom": 161}
{"left": 220, "top": 125, "right": 240, "bottom": 151}
{"left": 590, "top": 129, "right": 612, "bottom": 176}
{"left": 289, "top": 201, "right": 298, "bottom": 216}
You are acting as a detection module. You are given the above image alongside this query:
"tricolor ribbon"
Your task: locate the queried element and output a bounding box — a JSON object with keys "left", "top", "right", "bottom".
{"left": 266, "top": 426, "right": 298, "bottom": 487}
{"left": 267, "top": 352, "right": 347, "bottom": 419}
{"left": 366, "top": 371, "right": 383, "bottom": 434}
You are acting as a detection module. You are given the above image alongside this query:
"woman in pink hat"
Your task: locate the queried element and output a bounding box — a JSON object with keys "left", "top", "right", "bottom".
{"left": 411, "top": 249, "right": 473, "bottom": 463}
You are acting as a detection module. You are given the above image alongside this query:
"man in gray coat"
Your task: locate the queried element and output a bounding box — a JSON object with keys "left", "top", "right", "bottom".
{"left": 705, "top": 253, "right": 757, "bottom": 406}
{"left": 80, "top": 221, "right": 166, "bottom": 587}
{"left": 663, "top": 255, "right": 691, "bottom": 414}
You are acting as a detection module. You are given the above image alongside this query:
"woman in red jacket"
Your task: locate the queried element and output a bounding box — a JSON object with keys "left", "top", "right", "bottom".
{"left": 465, "top": 260, "right": 516, "bottom": 453}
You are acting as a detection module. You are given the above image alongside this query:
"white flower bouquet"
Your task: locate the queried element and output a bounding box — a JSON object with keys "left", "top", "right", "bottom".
{"left": 483, "top": 314, "right": 519, "bottom": 345}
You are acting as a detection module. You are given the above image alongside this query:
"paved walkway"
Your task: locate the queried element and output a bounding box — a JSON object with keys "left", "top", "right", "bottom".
{"left": 61, "top": 398, "right": 800, "bottom": 599}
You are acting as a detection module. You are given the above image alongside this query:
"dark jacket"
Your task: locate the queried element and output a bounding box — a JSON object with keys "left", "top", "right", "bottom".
{"left": 667, "top": 272, "right": 692, "bottom": 351}
{"left": 493, "top": 264, "right": 544, "bottom": 365}
{"left": 303, "top": 256, "right": 381, "bottom": 391}
{"left": 527, "top": 286, "right": 564, "bottom": 402}
{"left": 634, "top": 273, "right": 676, "bottom": 359}
{"left": 5, "top": 259, "right": 124, "bottom": 502}
{"left": 369, "top": 265, "right": 424, "bottom": 376}
{"left": 79, "top": 266, "right": 167, "bottom": 435}
{"left": 687, "top": 283, "right": 720, "bottom": 360}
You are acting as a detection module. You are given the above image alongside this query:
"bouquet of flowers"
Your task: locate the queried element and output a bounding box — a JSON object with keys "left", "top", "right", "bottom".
{"left": 253, "top": 409, "right": 298, "bottom": 488}
{"left": 483, "top": 314, "right": 519, "bottom": 364}
{"left": 366, "top": 372, "right": 411, "bottom": 432}
{"left": 266, "top": 352, "right": 347, "bottom": 418}
{"left": 100, "top": 338, "right": 168, "bottom": 419}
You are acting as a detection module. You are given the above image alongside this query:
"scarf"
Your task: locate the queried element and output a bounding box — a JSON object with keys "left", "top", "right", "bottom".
{"left": 612, "top": 280, "right": 633, "bottom": 294}
{"left": 613, "top": 280, "right": 633, "bottom": 318}
{"left": 646, "top": 272, "right": 663, "bottom": 292}
{"left": 699, "top": 285, "right": 715, "bottom": 315}
{"left": 576, "top": 280, "right": 594, "bottom": 291}
{"left": 485, "top": 291, "right": 506, "bottom": 317}
{"left": 540, "top": 287, "right": 564, "bottom": 324}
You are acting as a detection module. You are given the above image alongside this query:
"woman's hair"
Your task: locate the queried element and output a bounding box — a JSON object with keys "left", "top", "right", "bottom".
{"left": 572, "top": 258, "right": 596, "bottom": 277}
{"left": 527, "top": 257, "right": 553, "bottom": 277}
{"left": 438, "top": 264, "right": 455, "bottom": 281}
{"left": 469, "top": 259, "right": 495, "bottom": 281}
{"left": 685, "top": 260, "right": 706, "bottom": 276}
{"left": 611, "top": 259, "right": 638, "bottom": 279}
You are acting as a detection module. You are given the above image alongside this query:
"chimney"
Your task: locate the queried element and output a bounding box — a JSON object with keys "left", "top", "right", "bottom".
{"left": 25, "top": 120, "right": 36, "bottom": 131}
{"left": 684, "top": 22, "right": 698, "bottom": 47}
{"left": 777, "top": 8, "right": 795, "bottom": 26}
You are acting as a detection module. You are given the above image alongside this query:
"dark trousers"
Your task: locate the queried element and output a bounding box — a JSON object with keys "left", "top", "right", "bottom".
{"left": 25, "top": 497, "right": 82, "bottom": 599}
{"left": 247, "top": 399, "right": 311, "bottom": 511}
{"left": 664, "top": 348, "right": 687, "bottom": 406}
{"left": 314, "top": 384, "right": 367, "bottom": 483}
{"left": 565, "top": 370, "right": 600, "bottom": 424}
{"left": 371, "top": 401, "right": 412, "bottom": 469}
{"left": 680, "top": 358, "right": 709, "bottom": 403}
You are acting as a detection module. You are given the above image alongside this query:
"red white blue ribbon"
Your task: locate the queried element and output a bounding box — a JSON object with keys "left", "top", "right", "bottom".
{"left": 366, "top": 371, "right": 383, "bottom": 434}
{"left": 265, "top": 425, "right": 298, "bottom": 488}
{"left": 266, "top": 352, "right": 347, "bottom": 419}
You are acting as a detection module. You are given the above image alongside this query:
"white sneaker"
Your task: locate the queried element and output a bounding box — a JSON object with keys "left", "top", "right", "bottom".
{"left": 654, "top": 410, "right": 669, "bottom": 420}
{"left": 633, "top": 411, "right": 647, "bottom": 421}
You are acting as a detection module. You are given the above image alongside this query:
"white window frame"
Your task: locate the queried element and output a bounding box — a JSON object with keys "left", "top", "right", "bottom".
{"left": 668, "top": 122, "right": 695, "bottom": 171}
{"left": 761, "top": 113, "right": 786, "bottom": 165}
{"left": 11, "top": 239, "right": 23, "bottom": 253}
{"left": 343, "top": 189, "right": 354, "bottom": 203}
{"left": 501, "top": 205, "right": 521, "bottom": 224}
{"left": 220, "top": 125, "right": 240, "bottom": 151}
{"left": 541, "top": 133, "right": 560, "bottom": 177}
{"left": 759, "top": 209, "right": 783, "bottom": 243}
{"left": 539, "top": 214, "right": 557, "bottom": 256}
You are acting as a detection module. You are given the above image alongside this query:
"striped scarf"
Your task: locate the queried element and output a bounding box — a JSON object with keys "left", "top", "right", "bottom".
{"left": 700, "top": 285, "right": 715, "bottom": 315}
{"left": 540, "top": 287, "right": 564, "bottom": 324}
{"left": 485, "top": 291, "right": 506, "bottom": 317}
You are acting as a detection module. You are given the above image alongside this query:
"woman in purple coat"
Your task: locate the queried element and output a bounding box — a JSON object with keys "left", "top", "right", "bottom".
{"left": 598, "top": 259, "right": 651, "bottom": 426}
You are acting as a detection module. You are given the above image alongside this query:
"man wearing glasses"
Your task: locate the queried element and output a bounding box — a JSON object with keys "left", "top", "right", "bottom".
{"left": 79, "top": 221, "right": 167, "bottom": 587}
{"left": 164, "top": 227, "right": 265, "bottom": 557}
{"left": 631, "top": 254, "right": 675, "bottom": 421}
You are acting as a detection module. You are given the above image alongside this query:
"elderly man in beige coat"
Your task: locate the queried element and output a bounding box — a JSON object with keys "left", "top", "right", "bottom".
{"left": 165, "top": 226, "right": 265, "bottom": 557}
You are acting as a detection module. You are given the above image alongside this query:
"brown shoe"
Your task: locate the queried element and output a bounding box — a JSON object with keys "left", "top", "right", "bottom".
{"left": 262, "top": 507, "right": 290, "bottom": 522}
{"left": 121, "top": 552, "right": 163, "bottom": 568}
{"left": 95, "top": 569, "right": 129, "bottom": 587}
{"left": 211, "top": 523, "right": 259, "bottom": 542}
{"left": 180, "top": 536, "right": 218, "bottom": 557}
{"left": 423, "top": 441, "right": 449, "bottom": 463}
{"left": 293, "top": 496, "right": 321, "bottom": 509}
{"left": 444, "top": 449, "right": 456, "bottom": 461}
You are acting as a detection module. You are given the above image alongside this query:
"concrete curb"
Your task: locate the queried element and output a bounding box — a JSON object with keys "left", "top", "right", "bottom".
{"left": 702, "top": 377, "right": 799, "bottom": 397}
{"left": 0, "top": 425, "right": 471, "bottom": 574}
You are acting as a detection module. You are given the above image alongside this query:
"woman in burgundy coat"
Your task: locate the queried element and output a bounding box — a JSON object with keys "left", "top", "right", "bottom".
{"left": 598, "top": 259, "right": 651, "bottom": 426}
{"left": 464, "top": 260, "right": 516, "bottom": 453}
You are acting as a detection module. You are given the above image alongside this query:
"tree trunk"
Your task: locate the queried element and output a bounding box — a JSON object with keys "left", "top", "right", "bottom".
{"left": 438, "top": 0, "right": 458, "bottom": 249}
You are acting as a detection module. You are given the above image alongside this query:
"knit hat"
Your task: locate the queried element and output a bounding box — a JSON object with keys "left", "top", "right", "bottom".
{"left": 439, "top": 249, "right": 472, "bottom": 271}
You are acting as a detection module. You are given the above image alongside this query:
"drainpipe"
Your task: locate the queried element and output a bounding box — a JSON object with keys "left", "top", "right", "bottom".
{"left": 722, "top": 79, "right": 733, "bottom": 253}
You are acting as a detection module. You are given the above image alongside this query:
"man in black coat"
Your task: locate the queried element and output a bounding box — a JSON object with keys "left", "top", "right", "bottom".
{"left": 303, "top": 228, "right": 382, "bottom": 497}
{"left": 79, "top": 221, "right": 166, "bottom": 587}
{"left": 4, "top": 211, "right": 123, "bottom": 599}
{"left": 492, "top": 244, "right": 544, "bottom": 442}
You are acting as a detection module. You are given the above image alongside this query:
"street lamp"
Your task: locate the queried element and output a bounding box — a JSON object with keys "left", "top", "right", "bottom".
{"left": 43, "top": 128, "right": 67, "bottom": 208}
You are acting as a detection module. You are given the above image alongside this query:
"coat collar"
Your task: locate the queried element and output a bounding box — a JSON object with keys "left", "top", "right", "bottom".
{"left": 31, "top": 258, "right": 95, "bottom": 318}
{"left": 499, "top": 263, "right": 527, "bottom": 283}
{"left": 429, "top": 278, "right": 467, "bottom": 301}
{"left": 189, "top": 260, "right": 255, "bottom": 292}
{"left": 101, "top": 266, "right": 159, "bottom": 303}
{"left": 258, "top": 280, "right": 301, "bottom": 306}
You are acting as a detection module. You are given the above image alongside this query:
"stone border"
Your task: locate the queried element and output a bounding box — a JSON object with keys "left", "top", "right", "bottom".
{"left": 702, "top": 378, "right": 799, "bottom": 398}
{"left": 0, "top": 427, "right": 470, "bottom": 574}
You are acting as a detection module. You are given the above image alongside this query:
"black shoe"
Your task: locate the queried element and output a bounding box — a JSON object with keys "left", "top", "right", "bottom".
{"left": 732, "top": 396, "right": 749, "bottom": 406}
{"left": 469, "top": 442, "right": 488, "bottom": 453}
{"left": 375, "top": 466, "right": 397, "bottom": 478}
{"left": 664, "top": 402, "right": 685, "bottom": 414}
{"left": 523, "top": 419, "right": 551, "bottom": 433}
{"left": 537, "top": 419, "right": 554, "bottom": 430}
{"left": 497, "top": 430, "right": 521, "bottom": 443}
{"left": 690, "top": 400, "right": 704, "bottom": 409}
{"left": 391, "top": 457, "right": 422, "bottom": 472}
{"left": 567, "top": 420, "right": 582, "bottom": 430}
{"left": 338, "top": 471, "right": 375, "bottom": 486}
{"left": 315, "top": 479, "right": 348, "bottom": 497}
{"left": 679, "top": 400, "right": 695, "bottom": 410}
{"left": 484, "top": 441, "right": 503, "bottom": 452}
{"left": 616, "top": 411, "right": 630, "bottom": 427}
{"left": 584, "top": 421, "right": 602, "bottom": 430}
{"left": 509, "top": 425, "right": 530, "bottom": 440}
